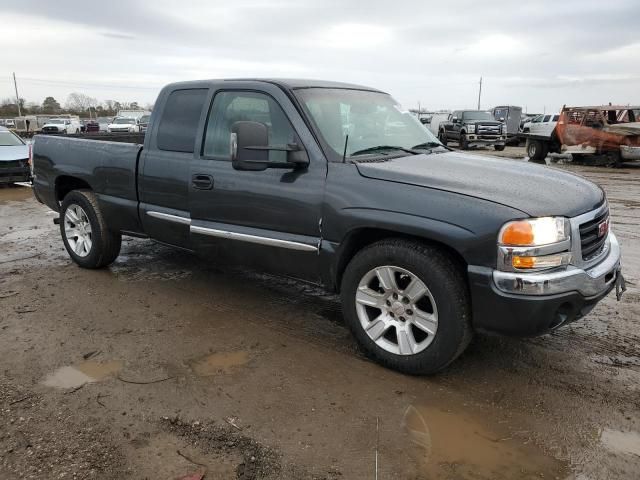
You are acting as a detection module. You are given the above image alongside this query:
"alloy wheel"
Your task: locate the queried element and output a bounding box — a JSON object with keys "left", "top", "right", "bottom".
{"left": 355, "top": 265, "right": 438, "bottom": 355}
{"left": 64, "top": 204, "right": 93, "bottom": 257}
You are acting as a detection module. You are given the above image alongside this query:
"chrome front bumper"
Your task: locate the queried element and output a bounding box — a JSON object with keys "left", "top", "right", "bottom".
{"left": 493, "top": 232, "right": 621, "bottom": 297}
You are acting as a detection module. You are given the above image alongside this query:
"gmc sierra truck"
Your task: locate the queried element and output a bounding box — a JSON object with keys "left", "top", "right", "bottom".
{"left": 32, "top": 79, "right": 625, "bottom": 374}
{"left": 438, "top": 110, "right": 507, "bottom": 150}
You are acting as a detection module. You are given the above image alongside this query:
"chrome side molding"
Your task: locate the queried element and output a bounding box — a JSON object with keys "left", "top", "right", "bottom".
{"left": 146, "top": 210, "right": 191, "bottom": 225}
{"left": 146, "top": 210, "right": 317, "bottom": 252}
{"left": 190, "top": 225, "right": 318, "bottom": 252}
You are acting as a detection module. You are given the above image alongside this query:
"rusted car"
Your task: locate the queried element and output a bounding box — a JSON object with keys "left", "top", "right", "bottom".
{"left": 555, "top": 105, "right": 640, "bottom": 164}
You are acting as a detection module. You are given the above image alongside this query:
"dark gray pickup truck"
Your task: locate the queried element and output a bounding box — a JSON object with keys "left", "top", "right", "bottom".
{"left": 32, "top": 79, "right": 625, "bottom": 374}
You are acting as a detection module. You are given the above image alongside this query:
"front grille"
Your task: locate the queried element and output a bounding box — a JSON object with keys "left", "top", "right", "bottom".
{"left": 579, "top": 209, "right": 609, "bottom": 260}
{"left": 477, "top": 124, "right": 501, "bottom": 135}
{"left": 42, "top": 127, "right": 62, "bottom": 133}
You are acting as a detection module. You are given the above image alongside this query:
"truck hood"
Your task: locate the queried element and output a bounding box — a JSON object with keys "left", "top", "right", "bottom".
{"left": 0, "top": 145, "right": 29, "bottom": 161}
{"left": 42, "top": 123, "right": 65, "bottom": 129}
{"left": 355, "top": 151, "right": 604, "bottom": 217}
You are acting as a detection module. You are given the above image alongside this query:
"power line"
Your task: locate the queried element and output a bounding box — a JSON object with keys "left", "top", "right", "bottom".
{"left": 16, "top": 76, "right": 162, "bottom": 91}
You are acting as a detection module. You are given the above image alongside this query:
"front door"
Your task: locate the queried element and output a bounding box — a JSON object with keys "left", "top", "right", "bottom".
{"left": 188, "top": 85, "right": 326, "bottom": 282}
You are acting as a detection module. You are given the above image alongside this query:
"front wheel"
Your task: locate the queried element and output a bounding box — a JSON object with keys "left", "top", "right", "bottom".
{"left": 438, "top": 130, "right": 448, "bottom": 146}
{"left": 341, "top": 240, "right": 472, "bottom": 375}
{"left": 60, "top": 190, "right": 122, "bottom": 269}
{"left": 527, "top": 140, "right": 547, "bottom": 163}
{"left": 494, "top": 144, "right": 505, "bottom": 151}
{"left": 459, "top": 133, "right": 469, "bottom": 150}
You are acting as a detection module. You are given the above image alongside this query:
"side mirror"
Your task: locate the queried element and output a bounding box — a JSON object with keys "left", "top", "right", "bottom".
{"left": 498, "top": 117, "right": 505, "bottom": 122}
{"left": 452, "top": 117, "right": 459, "bottom": 123}
{"left": 230, "top": 121, "right": 309, "bottom": 171}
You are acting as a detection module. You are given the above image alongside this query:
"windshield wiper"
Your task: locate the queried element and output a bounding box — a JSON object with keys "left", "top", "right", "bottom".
{"left": 350, "top": 145, "right": 419, "bottom": 157}
{"left": 411, "top": 141, "right": 444, "bottom": 150}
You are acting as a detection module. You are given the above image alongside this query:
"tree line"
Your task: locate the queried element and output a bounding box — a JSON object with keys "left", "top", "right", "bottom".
{"left": 0, "top": 92, "right": 153, "bottom": 118}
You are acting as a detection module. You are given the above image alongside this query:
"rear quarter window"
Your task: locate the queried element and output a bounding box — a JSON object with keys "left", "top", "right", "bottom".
{"left": 157, "top": 89, "right": 208, "bottom": 153}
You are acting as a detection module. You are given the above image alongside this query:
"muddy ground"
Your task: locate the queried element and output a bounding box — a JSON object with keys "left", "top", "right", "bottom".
{"left": 0, "top": 148, "right": 639, "bottom": 479}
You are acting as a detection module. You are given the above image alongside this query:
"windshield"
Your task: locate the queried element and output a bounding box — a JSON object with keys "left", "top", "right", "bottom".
{"left": 462, "top": 111, "right": 495, "bottom": 121}
{"left": 114, "top": 118, "right": 135, "bottom": 124}
{"left": 295, "top": 88, "right": 441, "bottom": 159}
{"left": 0, "top": 131, "right": 25, "bottom": 146}
{"left": 48, "top": 119, "right": 65, "bottom": 124}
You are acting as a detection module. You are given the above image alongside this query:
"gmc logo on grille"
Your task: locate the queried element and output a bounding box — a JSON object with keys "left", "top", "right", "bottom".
{"left": 598, "top": 219, "right": 609, "bottom": 237}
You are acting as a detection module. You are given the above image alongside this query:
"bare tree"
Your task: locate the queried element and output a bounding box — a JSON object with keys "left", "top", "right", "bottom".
{"left": 65, "top": 92, "right": 98, "bottom": 113}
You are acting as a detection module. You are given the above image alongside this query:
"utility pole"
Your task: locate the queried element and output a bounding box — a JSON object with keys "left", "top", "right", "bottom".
{"left": 12, "top": 72, "right": 22, "bottom": 117}
{"left": 477, "top": 76, "right": 483, "bottom": 110}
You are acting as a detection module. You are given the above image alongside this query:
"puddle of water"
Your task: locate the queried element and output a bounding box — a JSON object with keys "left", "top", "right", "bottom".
{"left": 191, "top": 351, "right": 249, "bottom": 376}
{"left": 601, "top": 428, "right": 640, "bottom": 457}
{"left": 402, "top": 403, "right": 567, "bottom": 479}
{"left": 42, "top": 361, "right": 122, "bottom": 389}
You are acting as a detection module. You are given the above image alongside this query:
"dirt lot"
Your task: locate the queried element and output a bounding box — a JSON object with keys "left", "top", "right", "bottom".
{"left": 1, "top": 149, "right": 639, "bottom": 479}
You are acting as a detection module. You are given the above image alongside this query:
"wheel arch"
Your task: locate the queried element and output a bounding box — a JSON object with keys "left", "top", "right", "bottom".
{"left": 332, "top": 226, "right": 469, "bottom": 293}
{"left": 55, "top": 175, "right": 93, "bottom": 203}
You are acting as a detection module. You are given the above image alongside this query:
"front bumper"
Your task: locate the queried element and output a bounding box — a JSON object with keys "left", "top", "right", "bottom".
{"left": 468, "top": 232, "right": 622, "bottom": 336}
{"left": 466, "top": 134, "right": 506, "bottom": 145}
{"left": 620, "top": 145, "right": 640, "bottom": 160}
{"left": 0, "top": 166, "right": 31, "bottom": 184}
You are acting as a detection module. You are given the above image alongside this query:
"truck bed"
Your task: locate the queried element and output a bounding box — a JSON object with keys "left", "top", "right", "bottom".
{"left": 32, "top": 133, "right": 144, "bottom": 234}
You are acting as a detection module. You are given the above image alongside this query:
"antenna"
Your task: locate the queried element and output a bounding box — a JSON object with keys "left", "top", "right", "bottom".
{"left": 342, "top": 134, "right": 349, "bottom": 163}
{"left": 477, "top": 76, "right": 482, "bottom": 110}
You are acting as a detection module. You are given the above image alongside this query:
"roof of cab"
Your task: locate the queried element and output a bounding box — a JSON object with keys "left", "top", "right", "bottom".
{"left": 163, "top": 78, "right": 385, "bottom": 93}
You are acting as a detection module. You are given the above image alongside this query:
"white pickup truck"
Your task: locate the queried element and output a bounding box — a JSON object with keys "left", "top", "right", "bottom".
{"left": 41, "top": 117, "right": 82, "bottom": 134}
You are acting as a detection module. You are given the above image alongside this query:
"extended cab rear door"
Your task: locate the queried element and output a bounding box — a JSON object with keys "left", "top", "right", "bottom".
{"left": 188, "top": 82, "right": 327, "bottom": 282}
{"left": 138, "top": 86, "right": 209, "bottom": 248}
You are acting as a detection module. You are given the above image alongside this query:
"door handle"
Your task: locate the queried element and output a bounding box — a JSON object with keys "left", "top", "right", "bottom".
{"left": 192, "top": 174, "right": 213, "bottom": 190}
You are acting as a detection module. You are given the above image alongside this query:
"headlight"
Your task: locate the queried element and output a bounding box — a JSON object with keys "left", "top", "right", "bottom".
{"left": 499, "top": 217, "right": 568, "bottom": 246}
{"left": 498, "top": 217, "right": 571, "bottom": 271}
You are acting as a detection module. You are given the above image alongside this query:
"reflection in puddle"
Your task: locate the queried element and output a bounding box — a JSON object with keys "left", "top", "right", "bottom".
{"left": 42, "top": 361, "right": 122, "bottom": 389}
{"left": 191, "top": 351, "right": 250, "bottom": 376}
{"left": 402, "top": 404, "right": 567, "bottom": 479}
{"left": 601, "top": 428, "right": 640, "bottom": 457}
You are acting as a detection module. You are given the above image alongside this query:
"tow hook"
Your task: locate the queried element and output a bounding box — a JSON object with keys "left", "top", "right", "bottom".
{"left": 616, "top": 270, "right": 626, "bottom": 301}
{"left": 53, "top": 217, "right": 60, "bottom": 225}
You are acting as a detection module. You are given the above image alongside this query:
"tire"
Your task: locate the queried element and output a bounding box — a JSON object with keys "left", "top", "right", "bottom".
{"left": 60, "top": 189, "right": 121, "bottom": 269}
{"left": 438, "top": 130, "right": 448, "bottom": 146}
{"left": 341, "top": 239, "right": 472, "bottom": 375}
{"left": 459, "top": 133, "right": 468, "bottom": 150}
{"left": 527, "top": 140, "right": 547, "bottom": 163}
{"left": 494, "top": 144, "right": 505, "bottom": 151}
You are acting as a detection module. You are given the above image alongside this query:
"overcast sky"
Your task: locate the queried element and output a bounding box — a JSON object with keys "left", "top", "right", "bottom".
{"left": 2, "top": 0, "right": 639, "bottom": 114}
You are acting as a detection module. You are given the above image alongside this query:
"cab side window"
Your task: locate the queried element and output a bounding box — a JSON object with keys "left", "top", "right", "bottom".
{"left": 203, "top": 91, "right": 296, "bottom": 162}
{"left": 157, "top": 88, "right": 208, "bottom": 153}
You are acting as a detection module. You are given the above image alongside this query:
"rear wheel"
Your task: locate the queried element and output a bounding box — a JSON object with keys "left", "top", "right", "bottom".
{"left": 341, "top": 239, "right": 472, "bottom": 375}
{"left": 60, "top": 190, "right": 121, "bottom": 269}
{"left": 527, "top": 140, "right": 547, "bottom": 163}
{"left": 494, "top": 144, "right": 505, "bottom": 151}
